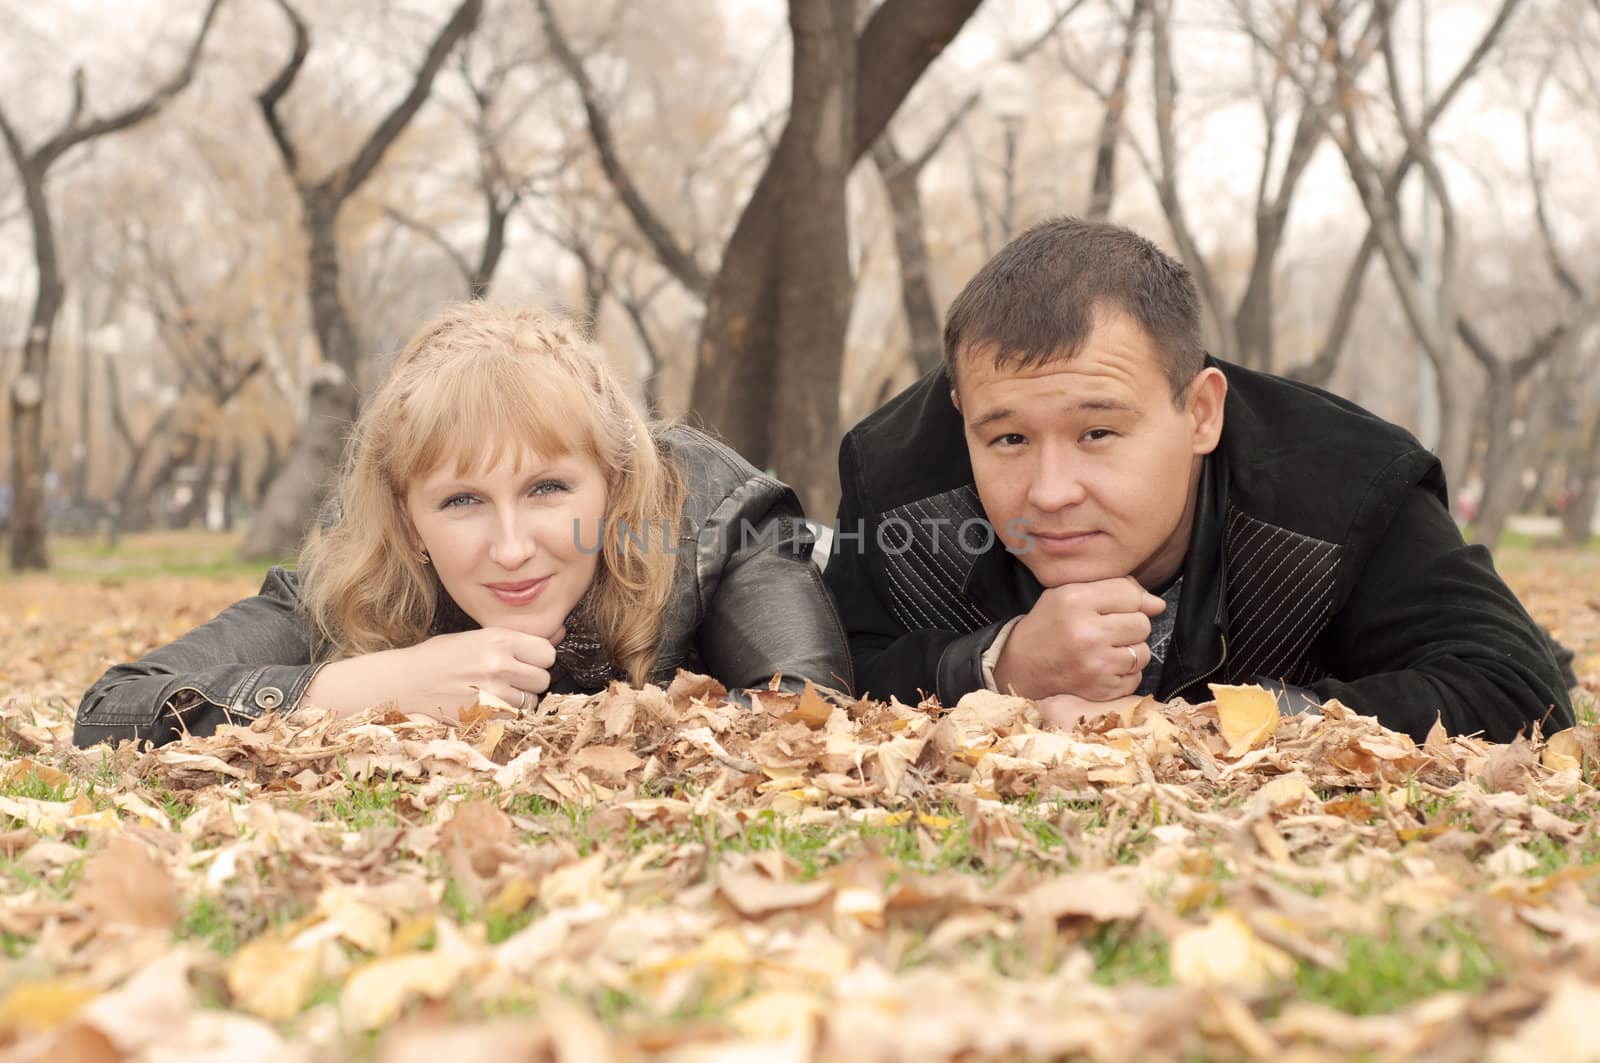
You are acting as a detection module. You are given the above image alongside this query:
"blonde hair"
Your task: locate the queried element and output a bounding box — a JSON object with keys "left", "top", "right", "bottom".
{"left": 298, "top": 302, "right": 684, "bottom": 684}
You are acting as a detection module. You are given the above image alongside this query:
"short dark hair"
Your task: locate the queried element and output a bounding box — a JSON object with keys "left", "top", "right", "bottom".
{"left": 943, "top": 217, "right": 1204, "bottom": 401}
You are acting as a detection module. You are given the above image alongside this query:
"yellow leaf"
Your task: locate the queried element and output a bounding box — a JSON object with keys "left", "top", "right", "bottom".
{"left": 539, "top": 853, "right": 613, "bottom": 910}
{"left": 486, "top": 876, "right": 538, "bottom": 922}
{"left": 780, "top": 682, "right": 835, "bottom": 729}
{"left": 1543, "top": 730, "right": 1583, "bottom": 773}
{"left": 1253, "top": 775, "right": 1319, "bottom": 814}
{"left": 1, "top": 758, "right": 72, "bottom": 790}
{"left": 1171, "top": 910, "right": 1294, "bottom": 989}
{"left": 727, "top": 989, "right": 823, "bottom": 1047}
{"left": 341, "top": 928, "right": 478, "bottom": 1030}
{"left": 315, "top": 888, "right": 392, "bottom": 954}
{"left": 1211, "top": 683, "right": 1280, "bottom": 758}
{"left": 388, "top": 914, "right": 436, "bottom": 956}
{"left": 227, "top": 933, "right": 321, "bottom": 1022}
{"left": 0, "top": 979, "right": 96, "bottom": 1034}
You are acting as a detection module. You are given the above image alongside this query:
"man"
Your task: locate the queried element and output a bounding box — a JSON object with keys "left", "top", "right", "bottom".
{"left": 824, "top": 218, "right": 1572, "bottom": 742}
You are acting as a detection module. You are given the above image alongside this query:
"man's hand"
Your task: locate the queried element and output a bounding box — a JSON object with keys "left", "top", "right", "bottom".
{"left": 1036, "top": 693, "right": 1147, "bottom": 730}
{"left": 992, "top": 577, "right": 1165, "bottom": 701}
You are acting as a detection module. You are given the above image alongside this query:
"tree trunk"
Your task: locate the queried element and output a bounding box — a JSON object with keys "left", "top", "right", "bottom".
{"left": 872, "top": 138, "right": 943, "bottom": 377}
{"left": 220, "top": 446, "right": 244, "bottom": 532}
{"left": 771, "top": 0, "right": 856, "bottom": 520}
{"left": 1433, "top": 364, "right": 1476, "bottom": 508}
{"left": 9, "top": 376, "right": 51, "bottom": 569}
{"left": 690, "top": 0, "right": 983, "bottom": 471}
{"left": 240, "top": 371, "right": 356, "bottom": 560}
{"left": 1471, "top": 369, "right": 1521, "bottom": 550}
{"left": 239, "top": 196, "right": 363, "bottom": 558}
{"left": 1563, "top": 412, "right": 1600, "bottom": 545}
{"left": 256, "top": 432, "right": 284, "bottom": 506}
{"left": 175, "top": 437, "right": 217, "bottom": 528}
{"left": 7, "top": 159, "right": 64, "bottom": 570}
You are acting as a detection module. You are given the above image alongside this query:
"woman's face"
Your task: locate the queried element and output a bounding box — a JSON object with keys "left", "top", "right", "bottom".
{"left": 404, "top": 446, "right": 609, "bottom": 640}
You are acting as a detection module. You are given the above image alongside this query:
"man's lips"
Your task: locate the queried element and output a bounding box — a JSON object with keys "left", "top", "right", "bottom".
{"left": 1025, "top": 530, "right": 1101, "bottom": 553}
{"left": 485, "top": 576, "right": 551, "bottom": 604}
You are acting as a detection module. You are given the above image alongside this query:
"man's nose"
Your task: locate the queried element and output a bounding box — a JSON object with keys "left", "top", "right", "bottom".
{"left": 1026, "top": 451, "right": 1087, "bottom": 512}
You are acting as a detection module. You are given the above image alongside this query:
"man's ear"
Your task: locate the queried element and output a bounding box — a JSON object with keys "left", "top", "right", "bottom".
{"left": 950, "top": 387, "right": 962, "bottom": 415}
{"left": 1186, "top": 367, "right": 1227, "bottom": 455}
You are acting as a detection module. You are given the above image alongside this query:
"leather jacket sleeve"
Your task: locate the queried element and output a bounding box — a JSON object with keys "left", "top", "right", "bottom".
{"left": 692, "top": 471, "right": 853, "bottom": 695}
{"left": 1307, "top": 485, "right": 1574, "bottom": 743}
{"left": 73, "top": 567, "right": 324, "bottom": 748}
{"left": 822, "top": 432, "right": 997, "bottom": 706}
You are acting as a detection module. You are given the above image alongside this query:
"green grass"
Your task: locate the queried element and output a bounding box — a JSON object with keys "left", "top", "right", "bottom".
{"left": 1292, "top": 919, "right": 1503, "bottom": 1015}
{"left": 8, "top": 530, "right": 282, "bottom": 582}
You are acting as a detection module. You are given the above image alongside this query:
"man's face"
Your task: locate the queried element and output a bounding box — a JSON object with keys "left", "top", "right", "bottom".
{"left": 953, "top": 312, "right": 1225, "bottom": 589}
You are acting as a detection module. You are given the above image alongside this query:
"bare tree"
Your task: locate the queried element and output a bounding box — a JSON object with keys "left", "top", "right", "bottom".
{"left": 241, "top": 0, "right": 484, "bottom": 560}
{"left": 873, "top": 2, "right": 1084, "bottom": 379}
{"left": 1143, "top": 0, "right": 1355, "bottom": 373}
{"left": 546, "top": 0, "right": 983, "bottom": 511}
{"left": 765, "top": 0, "right": 857, "bottom": 515}
{"left": 1318, "top": 0, "right": 1526, "bottom": 494}
{"left": 384, "top": 50, "right": 569, "bottom": 300}
{"left": 0, "top": 0, "right": 222, "bottom": 570}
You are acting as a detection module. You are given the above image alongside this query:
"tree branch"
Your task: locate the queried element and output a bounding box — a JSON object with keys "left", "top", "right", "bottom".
{"left": 1524, "top": 62, "right": 1583, "bottom": 300}
{"left": 536, "top": 0, "right": 708, "bottom": 294}
{"left": 383, "top": 205, "right": 475, "bottom": 284}
{"left": 1150, "top": 0, "right": 1233, "bottom": 359}
{"left": 337, "top": 0, "right": 484, "bottom": 199}
{"left": 36, "top": 0, "right": 224, "bottom": 171}
{"left": 257, "top": 0, "right": 311, "bottom": 181}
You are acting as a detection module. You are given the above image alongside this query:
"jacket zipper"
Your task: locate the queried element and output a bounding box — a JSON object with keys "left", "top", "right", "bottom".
{"left": 1168, "top": 633, "right": 1228, "bottom": 703}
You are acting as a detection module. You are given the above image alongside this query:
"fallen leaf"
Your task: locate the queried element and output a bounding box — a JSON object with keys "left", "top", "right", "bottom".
{"left": 1171, "top": 910, "right": 1295, "bottom": 989}
{"left": 75, "top": 834, "right": 180, "bottom": 930}
{"left": 1211, "top": 684, "right": 1281, "bottom": 758}
{"left": 227, "top": 932, "right": 322, "bottom": 1022}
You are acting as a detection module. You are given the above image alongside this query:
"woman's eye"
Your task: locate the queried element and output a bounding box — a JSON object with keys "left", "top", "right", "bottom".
{"left": 530, "top": 479, "right": 572, "bottom": 497}
{"left": 440, "top": 493, "right": 478, "bottom": 509}
{"left": 992, "top": 433, "right": 1026, "bottom": 448}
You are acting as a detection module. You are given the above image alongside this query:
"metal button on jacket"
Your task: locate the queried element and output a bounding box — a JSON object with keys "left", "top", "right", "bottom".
{"left": 253, "top": 686, "right": 285, "bottom": 710}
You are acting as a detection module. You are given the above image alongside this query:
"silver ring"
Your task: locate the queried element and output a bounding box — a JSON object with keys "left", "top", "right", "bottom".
{"left": 516, "top": 689, "right": 529, "bottom": 711}
{"left": 1126, "top": 645, "right": 1140, "bottom": 674}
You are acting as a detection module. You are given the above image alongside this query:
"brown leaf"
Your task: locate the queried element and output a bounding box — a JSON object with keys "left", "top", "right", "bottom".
{"left": 570, "top": 744, "right": 644, "bottom": 780}
{"left": 75, "top": 834, "right": 180, "bottom": 930}
{"left": 438, "top": 800, "right": 514, "bottom": 880}
{"left": 718, "top": 862, "right": 834, "bottom": 918}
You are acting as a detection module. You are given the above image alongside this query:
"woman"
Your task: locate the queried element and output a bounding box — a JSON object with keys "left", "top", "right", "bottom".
{"left": 74, "top": 304, "right": 850, "bottom": 748}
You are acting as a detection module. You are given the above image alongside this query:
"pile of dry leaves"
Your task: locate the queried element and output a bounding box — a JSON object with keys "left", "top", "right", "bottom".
{"left": 1, "top": 574, "right": 1599, "bottom": 1061}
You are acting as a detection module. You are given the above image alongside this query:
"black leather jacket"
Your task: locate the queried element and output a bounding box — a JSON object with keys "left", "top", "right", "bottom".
{"left": 75, "top": 425, "right": 851, "bottom": 747}
{"left": 825, "top": 359, "right": 1573, "bottom": 744}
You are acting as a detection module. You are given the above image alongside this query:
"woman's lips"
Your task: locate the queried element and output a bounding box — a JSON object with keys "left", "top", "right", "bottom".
{"left": 485, "top": 576, "right": 551, "bottom": 606}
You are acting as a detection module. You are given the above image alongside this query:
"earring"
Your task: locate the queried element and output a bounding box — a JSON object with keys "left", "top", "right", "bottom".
{"left": 418, "top": 549, "right": 431, "bottom": 565}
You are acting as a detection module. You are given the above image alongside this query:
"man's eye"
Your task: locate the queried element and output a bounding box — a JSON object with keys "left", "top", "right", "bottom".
{"left": 1082, "top": 428, "right": 1117, "bottom": 443}
{"left": 992, "top": 433, "right": 1027, "bottom": 448}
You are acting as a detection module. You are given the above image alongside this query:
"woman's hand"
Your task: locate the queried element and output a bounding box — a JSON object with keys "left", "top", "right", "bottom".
{"left": 305, "top": 626, "right": 563, "bottom": 722}
{"left": 1035, "top": 692, "right": 1147, "bottom": 730}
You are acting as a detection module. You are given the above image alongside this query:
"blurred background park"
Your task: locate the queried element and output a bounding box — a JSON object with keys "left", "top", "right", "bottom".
{"left": 2, "top": 0, "right": 1599, "bottom": 575}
